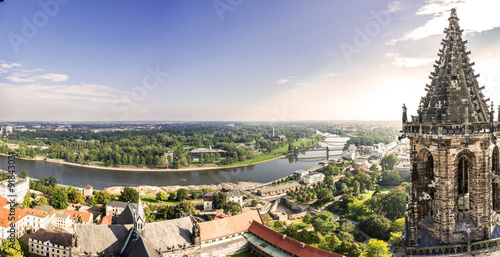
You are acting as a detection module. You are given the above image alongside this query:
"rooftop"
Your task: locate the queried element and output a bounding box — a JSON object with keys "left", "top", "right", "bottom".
{"left": 199, "top": 210, "right": 262, "bottom": 241}
{"left": 63, "top": 209, "right": 93, "bottom": 223}
{"left": 247, "top": 221, "right": 343, "bottom": 257}
{"left": 29, "top": 229, "right": 72, "bottom": 247}
{"left": 107, "top": 200, "right": 138, "bottom": 210}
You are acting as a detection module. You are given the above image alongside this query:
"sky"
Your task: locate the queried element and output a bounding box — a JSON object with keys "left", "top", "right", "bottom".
{"left": 1, "top": 0, "right": 500, "bottom": 122}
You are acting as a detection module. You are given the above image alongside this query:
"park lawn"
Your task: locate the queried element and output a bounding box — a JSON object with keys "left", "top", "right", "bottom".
{"left": 218, "top": 153, "right": 282, "bottom": 167}
{"left": 229, "top": 251, "right": 257, "bottom": 257}
{"left": 272, "top": 138, "right": 318, "bottom": 153}
{"left": 140, "top": 196, "right": 180, "bottom": 205}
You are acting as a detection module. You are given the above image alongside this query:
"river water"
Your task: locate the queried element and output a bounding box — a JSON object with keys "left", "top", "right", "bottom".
{"left": 0, "top": 135, "right": 348, "bottom": 189}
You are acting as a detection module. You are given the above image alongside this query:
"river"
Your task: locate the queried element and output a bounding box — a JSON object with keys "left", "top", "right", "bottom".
{"left": 0, "top": 134, "right": 349, "bottom": 189}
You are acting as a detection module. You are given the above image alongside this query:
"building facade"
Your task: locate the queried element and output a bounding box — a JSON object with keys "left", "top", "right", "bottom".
{"left": 402, "top": 9, "right": 500, "bottom": 256}
{"left": 0, "top": 174, "right": 29, "bottom": 204}
{"left": 303, "top": 173, "right": 325, "bottom": 184}
{"left": 29, "top": 229, "right": 72, "bottom": 257}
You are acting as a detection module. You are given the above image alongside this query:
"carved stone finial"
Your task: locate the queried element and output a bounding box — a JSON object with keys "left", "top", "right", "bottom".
{"left": 402, "top": 104, "right": 408, "bottom": 123}
{"left": 449, "top": 8, "right": 459, "bottom": 21}
{"left": 491, "top": 102, "right": 495, "bottom": 123}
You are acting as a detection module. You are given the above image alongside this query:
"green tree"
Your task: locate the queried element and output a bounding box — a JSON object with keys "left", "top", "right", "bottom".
{"left": 95, "top": 190, "right": 112, "bottom": 205}
{"left": 71, "top": 190, "right": 86, "bottom": 204}
{"left": 379, "top": 170, "right": 400, "bottom": 186}
{"left": 274, "top": 220, "right": 285, "bottom": 231}
{"left": 380, "top": 153, "right": 398, "bottom": 171}
{"left": 22, "top": 192, "right": 31, "bottom": 207}
{"left": 303, "top": 213, "right": 313, "bottom": 224}
{"left": 381, "top": 190, "right": 406, "bottom": 220}
{"left": 369, "top": 164, "right": 379, "bottom": 172}
{"left": 359, "top": 214, "right": 393, "bottom": 241}
{"left": 119, "top": 187, "right": 139, "bottom": 203}
{"left": 20, "top": 170, "right": 28, "bottom": 178}
{"left": 223, "top": 201, "right": 243, "bottom": 216}
{"left": 51, "top": 188, "right": 68, "bottom": 209}
{"left": 0, "top": 238, "right": 29, "bottom": 257}
{"left": 389, "top": 231, "right": 403, "bottom": 246}
{"left": 392, "top": 217, "right": 405, "bottom": 231}
{"left": 212, "top": 192, "right": 226, "bottom": 209}
{"left": 89, "top": 196, "right": 97, "bottom": 206}
{"left": 311, "top": 231, "right": 325, "bottom": 244}
{"left": 311, "top": 211, "right": 338, "bottom": 235}
{"left": 48, "top": 176, "right": 58, "bottom": 187}
{"left": 328, "top": 235, "right": 342, "bottom": 251}
{"left": 361, "top": 239, "right": 391, "bottom": 257}
{"left": 251, "top": 199, "right": 258, "bottom": 206}
{"left": 156, "top": 191, "right": 167, "bottom": 201}
{"left": 176, "top": 201, "right": 196, "bottom": 215}
{"left": 176, "top": 189, "right": 189, "bottom": 201}
{"left": 37, "top": 196, "right": 48, "bottom": 206}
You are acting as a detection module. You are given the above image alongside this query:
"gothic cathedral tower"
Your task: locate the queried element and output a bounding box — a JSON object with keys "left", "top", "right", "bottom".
{"left": 402, "top": 8, "right": 500, "bottom": 255}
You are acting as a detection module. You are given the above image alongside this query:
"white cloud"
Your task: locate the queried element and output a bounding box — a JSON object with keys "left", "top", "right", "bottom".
{"left": 386, "top": 52, "right": 434, "bottom": 68}
{"left": 389, "top": 0, "right": 500, "bottom": 44}
{"left": 36, "top": 73, "right": 69, "bottom": 82}
{"left": 388, "top": 1, "right": 402, "bottom": 12}
{"left": 322, "top": 72, "right": 346, "bottom": 78}
{"left": 276, "top": 76, "right": 297, "bottom": 84}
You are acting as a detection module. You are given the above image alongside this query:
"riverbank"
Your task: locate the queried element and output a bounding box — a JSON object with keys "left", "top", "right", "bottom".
{"left": 0, "top": 153, "right": 285, "bottom": 172}
{"left": 102, "top": 181, "right": 263, "bottom": 196}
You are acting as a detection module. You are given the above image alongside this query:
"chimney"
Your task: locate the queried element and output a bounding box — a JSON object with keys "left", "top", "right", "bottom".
{"left": 300, "top": 243, "right": 305, "bottom": 248}
{"left": 282, "top": 234, "right": 287, "bottom": 240}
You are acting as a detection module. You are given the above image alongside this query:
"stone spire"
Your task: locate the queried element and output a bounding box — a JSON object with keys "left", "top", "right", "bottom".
{"left": 420, "top": 8, "right": 490, "bottom": 124}
{"left": 134, "top": 196, "right": 145, "bottom": 237}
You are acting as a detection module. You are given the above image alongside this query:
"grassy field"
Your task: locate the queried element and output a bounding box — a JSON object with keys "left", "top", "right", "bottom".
{"left": 218, "top": 153, "right": 282, "bottom": 167}
{"left": 139, "top": 196, "right": 180, "bottom": 205}
{"left": 272, "top": 138, "right": 318, "bottom": 153}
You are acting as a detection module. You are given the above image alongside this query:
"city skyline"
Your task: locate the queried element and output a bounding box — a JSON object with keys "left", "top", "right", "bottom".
{"left": 1, "top": 0, "right": 500, "bottom": 121}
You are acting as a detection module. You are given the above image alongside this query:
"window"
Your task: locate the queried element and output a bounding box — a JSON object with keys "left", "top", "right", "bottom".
{"left": 457, "top": 155, "right": 470, "bottom": 221}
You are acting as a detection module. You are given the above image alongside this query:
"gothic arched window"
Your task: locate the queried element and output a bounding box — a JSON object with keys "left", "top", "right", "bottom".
{"left": 457, "top": 155, "right": 470, "bottom": 221}
{"left": 493, "top": 147, "right": 500, "bottom": 211}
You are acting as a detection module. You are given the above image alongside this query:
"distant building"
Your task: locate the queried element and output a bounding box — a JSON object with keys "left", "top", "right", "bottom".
{"left": 82, "top": 184, "right": 93, "bottom": 198}
{"left": 394, "top": 162, "right": 411, "bottom": 178}
{"left": 203, "top": 192, "right": 214, "bottom": 211}
{"left": 258, "top": 182, "right": 300, "bottom": 196}
{"left": 4, "top": 126, "right": 12, "bottom": 134}
{"left": 341, "top": 144, "right": 356, "bottom": 160}
{"left": 63, "top": 209, "right": 93, "bottom": 226}
{"left": 188, "top": 145, "right": 227, "bottom": 159}
{"left": 270, "top": 127, "right": 287, "bottom": 142}
{"left": 303, "top": 173, "right": 325, "bottom": 184}
{"left": 353, "top": 159, "right": 369, "bottom": 170}
{"left": 29, "top": 229, "right": 72, "bottom": 257}
{"left": 226, "top": 190, "right": 244, "bottom": 207}
{"left": 55, "top": 212, "right": 71, "bottom": 228}
{"left": 105, "top": 200, "right": 137, "bottom": 216}
{"left": 371, "top": 148, "right": 384, "bottom": 159}
{"left": 6, "top": 144, "right": 18, "bottom": 150}
{"left": 0, "top": 174, "right": 29, "bottom": 204}
{"left": 24, "top": 205, "right": 56, "bottom": 233}
{"left": 293, "top": 170, "right": 309, "bottom": 179}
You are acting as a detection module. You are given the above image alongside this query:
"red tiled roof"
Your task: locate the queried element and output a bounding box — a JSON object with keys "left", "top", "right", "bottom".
{"left": 248, "top": 221, "right": 343, "bottom": 257}
{"left": 63, "top": 209, "right": 92, "bottom": 223}
{"left": 199, "top": 210, "right": 262, "bottom": 241}
{"left": 83, "top": 185, "right": 93, "bottom": 190}
{"left": 99, "top": 216, "right": 113, "bottom": 225}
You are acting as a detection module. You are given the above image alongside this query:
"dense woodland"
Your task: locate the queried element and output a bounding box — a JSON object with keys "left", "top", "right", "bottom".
{"left": 346, "top": 127, "right": 399, "bottom": 147}
{"left": 1, "top": 124, "right": 319, "bottom": 168}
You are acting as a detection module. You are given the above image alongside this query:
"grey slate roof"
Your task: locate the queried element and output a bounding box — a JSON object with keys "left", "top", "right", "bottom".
{"left": 107, "top": 200, "right": 138, "bottom": 210}
{"left": 114, "top": 204, "right": 135, "bottom": 225}
{"left": 143, "top": 217, "right": 195, "bottom": 250}
{"left": 29, "top": 229, "right": 72, "bottom": 247}
{"left": 74, "top": 224, "right": 133, "bottom": 255}
{"left": 122, "top": 236, "right": 160, "bottom": 257}
{"left": 74, "top": 217, "right": 196, "bottom": 255}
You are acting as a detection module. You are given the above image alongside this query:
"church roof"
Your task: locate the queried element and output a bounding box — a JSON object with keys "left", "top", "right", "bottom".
{"left": 114, "top": 204, "right": 135, "bottom": 225}
{"left": 121, "top": 236, "right": 160, "bottom": 257}
{"left": 74, "top": 224, "right": 133, "bottom": 255}
{"left": 419, "top": 8, "right": 491, "bottom": 124}
{"left": 199, "top": 210, "right": 262, "bottom": 241}
{"left": 142, "top": 216, "right": 195, "bottom": 250}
